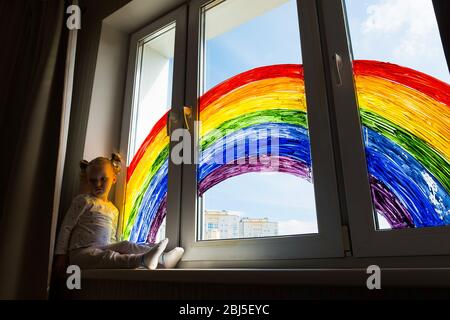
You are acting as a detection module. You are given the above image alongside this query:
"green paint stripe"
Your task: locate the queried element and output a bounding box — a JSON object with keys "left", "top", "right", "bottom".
{"left": 201, "top": 109, "right": 309, "bottom": 151}
{"left": 360, "top": 109, "right": 450, "bottom": 193}
{"left": 124, "top": 146, "right": 169, "bottom": 238}
{"left": 200, "top": 108, "right": 449, "bottom": 194}
{"left": 124, "top": 108, "right": 450, "bottom": 238}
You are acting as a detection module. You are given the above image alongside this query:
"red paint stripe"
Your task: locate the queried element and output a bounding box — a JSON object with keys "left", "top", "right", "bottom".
{"left": 354, "top": 60, "right": 450, "bottom": 107}
{"left": 127, "top": 110, "right": 169, "bottom": 182}
{"left": 127, "top": 65, "right": 304, "bottom": 182}
{"left": 127, "top": 61, "right": 449, "bottom": 183}
{"left": 199, "top": 64, "right": 304, "bottom": 112}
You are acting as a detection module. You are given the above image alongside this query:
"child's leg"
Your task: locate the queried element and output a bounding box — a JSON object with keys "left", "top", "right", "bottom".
{"left": 101, "top": 241, "right": 154, "bottom": 255}
{"left": 70, "top": 239, "right": 168, "bottom": 270}
{"left": 103, "top": 240, "right": 184, "bottom": 269}
{"left": 159, "top": 247, "right": 185, "bottom": 268}
{"left": 142, "top": 238, "right": 168, "bottom": 269}
{"left": 106, "top": 241, "right": 185, "bottom": 268}
{"left": 70, "top": 247, "right": 143, "bottom": 269}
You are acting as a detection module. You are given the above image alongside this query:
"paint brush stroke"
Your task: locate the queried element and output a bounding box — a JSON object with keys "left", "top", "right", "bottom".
{"left": 124, "top": 61, "right": 450, "bottom": 242}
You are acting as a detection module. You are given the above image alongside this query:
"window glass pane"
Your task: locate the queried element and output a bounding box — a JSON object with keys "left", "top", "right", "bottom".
{"left": 197, "top": 0, "right": 318, "bottom": 241}
{"left": 124, "top": 24, "right": 175, "bottom": 243}
{"left": 345, "top": 0, "right": 450, "bottom": 230}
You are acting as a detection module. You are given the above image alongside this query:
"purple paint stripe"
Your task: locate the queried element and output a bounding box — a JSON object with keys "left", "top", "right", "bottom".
{"left": 145, "top": 156, "right": 311, "bottom": 243}
{"left": 146, "top": 195, "right": 167, "bottom": 244}
{"left": 145, "top": 161, "right": 414, "bottom": 241}
{"left": 369, "top": 175, "right": 414, "bottom": 228}
{"left": 198, "top": 156, "right": 312, "bottom": 196}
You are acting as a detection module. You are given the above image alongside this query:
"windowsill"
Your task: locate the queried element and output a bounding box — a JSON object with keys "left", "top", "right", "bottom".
{"left": 81, "top": 268, "right": 450, "bottom": 287}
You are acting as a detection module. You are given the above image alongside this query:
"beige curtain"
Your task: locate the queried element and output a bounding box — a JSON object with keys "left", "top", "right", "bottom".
{"left": 0, "top": 0, "right": 68, "bottom": 299}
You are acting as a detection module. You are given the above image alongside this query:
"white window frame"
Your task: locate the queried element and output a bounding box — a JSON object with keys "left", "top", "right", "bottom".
{"left": 180, "top": 0, "right": 345, "bottom": 262}
{"left": 117, "top": 0, "right": 450, "bottom": 266}
{"left": 117, "top": 5, "right": 187, "bottom": 249}
{"left": 318, "top": 0, "right": 450, "bottom": 257}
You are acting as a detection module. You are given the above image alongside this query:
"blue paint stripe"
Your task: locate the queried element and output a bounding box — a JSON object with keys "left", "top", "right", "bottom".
{"left": 198, "top": 122, "right": 312, "bottom": 181}
{"left": 130, "top": 160, "right": 168, "bottom": 243}
{"left": 364, "top": 127, "right": 450, "bottom": 227}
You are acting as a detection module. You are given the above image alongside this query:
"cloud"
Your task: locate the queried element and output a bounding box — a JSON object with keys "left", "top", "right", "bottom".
{"left": 278, "top": 219, "right": 318, "bottom": 235}
{"left": 362, "top": 0, "right": 433, "bottom": 34}
{"left": 361, "top": 0, "right": 440, "bottom": 59}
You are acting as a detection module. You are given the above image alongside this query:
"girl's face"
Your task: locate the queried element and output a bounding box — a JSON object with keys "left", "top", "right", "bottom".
{"left": 87, "top": 163, "right": 116, "bottom": 200}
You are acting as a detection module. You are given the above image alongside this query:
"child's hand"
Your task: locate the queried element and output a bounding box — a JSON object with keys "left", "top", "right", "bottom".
{"left": 53, "top": 254, "right": 69, "bottom": 278}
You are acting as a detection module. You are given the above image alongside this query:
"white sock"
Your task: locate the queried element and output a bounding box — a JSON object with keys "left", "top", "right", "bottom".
{"left": 142, "top": 238, "right": 168, "bottom": 270}
{"left": 160, "top": 247, "right": 184, "bottom": 269}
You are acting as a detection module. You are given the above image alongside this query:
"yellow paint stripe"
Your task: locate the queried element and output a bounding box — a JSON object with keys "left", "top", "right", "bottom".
{"left": 355, "top": 75, "right": 450, "bottom": 161}
{"left": 125, "top": 132, "right": 169, "bottom": 221}
{"left": 200, "top": 77, "right": 306, "bottom": 136}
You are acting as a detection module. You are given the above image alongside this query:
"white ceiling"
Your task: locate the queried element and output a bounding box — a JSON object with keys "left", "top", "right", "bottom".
{"left": 104, "top": 0, "right": 289, "bottom": 39}
{"left": 205, "top": 0, "right": 288, "bottom": 40}
{"left": 104, "top": 0, "right": 185, "bottom": 33}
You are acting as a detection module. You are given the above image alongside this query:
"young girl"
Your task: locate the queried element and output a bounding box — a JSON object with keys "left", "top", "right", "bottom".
{"left": 54, "top": 153, "right": 184, "bottom": 270}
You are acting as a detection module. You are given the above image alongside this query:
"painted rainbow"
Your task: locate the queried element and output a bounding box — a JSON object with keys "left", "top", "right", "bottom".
{"left": 124, "top": 60, "right": 450, "bottom": 243}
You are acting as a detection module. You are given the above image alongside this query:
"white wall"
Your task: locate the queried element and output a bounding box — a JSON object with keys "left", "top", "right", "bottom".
{"left": 83, "top": 23, "right": 128, "bottom": 161}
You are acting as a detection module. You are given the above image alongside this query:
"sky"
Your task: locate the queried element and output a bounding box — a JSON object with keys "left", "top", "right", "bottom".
{"left": 203, "top": 0, "right": 315, "bottom": 236}
{"left": 200, "top": 0, "right": 449, "bottom": 236}
{"left": 204, "top": 0, "right": 302, "bottom": 91}
{"left": 345, "top": 0, "right": 449, "bottom": 83}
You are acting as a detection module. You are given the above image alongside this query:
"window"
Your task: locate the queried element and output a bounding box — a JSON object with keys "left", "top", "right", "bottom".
{"left": 197, "top": 0, "right": 318, "bottom": 240}
{"left": 123, "top": 24, "right": 175, "bottom": 244}
{"left": 119, "top": 0, "right": 450, "bottom": 264}
{"left": 345, "top": 0, "right": 450, "bottom": 231}
{"left": 181, "top": 0, "right": 343, "bottom": 261}
{"left": 119, "top": 7, "right": 187, "bottom": 247}
{"left": 319, "top": 0, "right": 450, "bottom": 257}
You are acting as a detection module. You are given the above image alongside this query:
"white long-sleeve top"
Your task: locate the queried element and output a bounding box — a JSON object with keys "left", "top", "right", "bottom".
{"left": 55, "top": 194, "right": 119, "bottom": 255}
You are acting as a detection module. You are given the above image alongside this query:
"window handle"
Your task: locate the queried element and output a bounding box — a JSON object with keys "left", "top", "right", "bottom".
{"left": 183, "top": 106, "right": 193, "bottom": 131}
{"left": 166, "top": 107, "right": 192, "bottom": 136}
{"left": 333, "top": 53, "right": 343, "bottom": 86}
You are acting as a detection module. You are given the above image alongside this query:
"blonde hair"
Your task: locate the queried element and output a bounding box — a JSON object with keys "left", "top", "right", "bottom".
{"left": 80, "top": 153, "right": 123, "bottom": 179}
